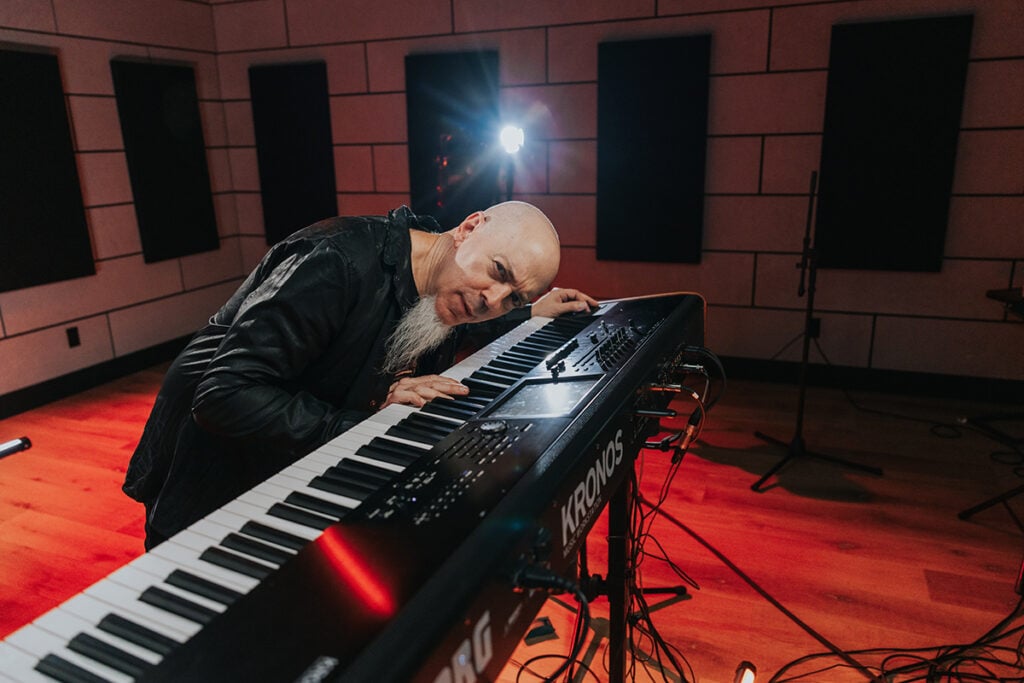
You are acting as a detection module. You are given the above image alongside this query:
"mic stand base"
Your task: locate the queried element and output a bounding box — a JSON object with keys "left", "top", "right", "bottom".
{"left": 750, "top": 432, "right": 883, "bottom": 493}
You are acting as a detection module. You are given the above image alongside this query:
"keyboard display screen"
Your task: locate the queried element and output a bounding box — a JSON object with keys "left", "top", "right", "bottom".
{"left": 489, "top": 377, "right": 599, "bottom": 419}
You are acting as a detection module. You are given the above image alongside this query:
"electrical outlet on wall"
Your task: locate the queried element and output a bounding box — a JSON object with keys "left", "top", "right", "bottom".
{"left": 66, "top": 326, "right": 80, "bottom": 348}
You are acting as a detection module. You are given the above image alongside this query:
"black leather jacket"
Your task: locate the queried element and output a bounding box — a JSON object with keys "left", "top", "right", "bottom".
{"left": 125, "top": 208, "right": 451, "bottom": 540}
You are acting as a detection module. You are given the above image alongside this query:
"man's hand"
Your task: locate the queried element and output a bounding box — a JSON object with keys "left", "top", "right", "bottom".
{"left": 383, "top": 374, "right": 470, "bottom": 408}
{"left": 531, "top": 287, "right": 599, "bottom": 318}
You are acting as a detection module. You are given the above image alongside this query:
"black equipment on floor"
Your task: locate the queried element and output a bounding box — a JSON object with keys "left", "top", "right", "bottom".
{"left": 751, "top": 172, "right": 883, "bottom": 492}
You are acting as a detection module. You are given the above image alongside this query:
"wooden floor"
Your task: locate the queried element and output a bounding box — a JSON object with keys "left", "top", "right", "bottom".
{"left": 1, "top": 367, "right": 1022, "bottom": 682}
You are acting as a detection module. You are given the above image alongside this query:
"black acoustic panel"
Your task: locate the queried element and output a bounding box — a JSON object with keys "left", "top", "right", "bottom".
{"left": 249, "top": 62, "right": 337, "bottom": 245}
{"left": 406, "top": 51, "right": 501, "bottom": 229}
{"left": 111, "top": 59, "right": 219, "bottom": 263}
{"left": 596, "top": 35, "right": 710, "bottom": 263}
{"left": 815, "top": 15, "right": 973, "bottom": 272}
{"left": 0, "top": 48, "right": 94, "bottom": 293}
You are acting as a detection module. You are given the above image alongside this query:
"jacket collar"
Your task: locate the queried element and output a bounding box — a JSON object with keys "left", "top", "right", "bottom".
{"left": 384, "top": 206, "right": 440, "bottom": 310}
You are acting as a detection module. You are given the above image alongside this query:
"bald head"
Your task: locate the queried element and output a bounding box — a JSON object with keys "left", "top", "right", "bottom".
{"left": 415, "top": 201, "right": 562, "bottom": 326}
{"left": 481, "top": 201, "right": 559, "bottom": 246}
{"left": 464, "top": 201, "right": 560, "bottom": 291}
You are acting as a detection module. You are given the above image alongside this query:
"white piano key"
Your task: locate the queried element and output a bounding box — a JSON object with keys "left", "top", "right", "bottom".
{"left": 364, "top": 405, "right": 465, "bottom": 432}
{"left": 33, "top": 609, "right": 162, "bottom": 666}
{"left": 132, "top": 540, "right": 258, "bottom": 594}
{"left": 61, "top": 593, "right": 188, "bottom": 647}
{"left": 237, "top": 487, "right": 290, "bottom": 512}
{"left": 260, "top": 468, "right": 320, "bottom": 492}
{"left": 346, "top": 420, "right": 435, "bottom": 450}
{"left": 6, "top": 624, "right": 134, "bottom": 683}
{"left": 219, "top": 499, "right": 322, "bottom": 542}
{"left": 0, "top": 642, "right": 60, "bottom": 683}
{"left": 190, "top": 516, "right": 293, "bottom": 561}
{"left": 259, "top": 478, "right": 360, "bottom": 514}
{"left": 151, "top": 534, "right": 276, "bottom": 579}
{"left": 85, "top": 580, "right": 202, "bottom": 641}
{"left": 0, "top": 311, "right": 575, "bottom": 680}
{"left": 317, "top": 441, "right": 408, "bottom": 473}
{"left": 160, "top": 526, "right": 218, "bottom": 555}
{"left": 208, "top": 504, "right": 316, "bottom": 546}
{"left": 283, "top": 452, "right": 339, "bottom": 476}
{"left": 107, "top": 565, "right": 227, "bottom": 615}
{"left": 149, "top": 542, "right": 257, "bottom": 595}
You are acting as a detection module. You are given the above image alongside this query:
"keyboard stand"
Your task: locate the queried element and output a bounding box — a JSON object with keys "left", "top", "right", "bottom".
{"left": 958, "top": 412, "right": 1024, "bottom": 521}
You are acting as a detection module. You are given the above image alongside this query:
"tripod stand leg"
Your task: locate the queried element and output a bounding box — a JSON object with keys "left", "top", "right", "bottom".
{"left": 806, "top": 449, "right": 883, "bottom": 476}
{"left": 751, "top": 432, "right": 882, "bottom": 492}
{"left": 958, "top": 483, "right": 1024, "bottom": 520}
{"left": 750, "top": 432, "right": 803, "bottom": 492}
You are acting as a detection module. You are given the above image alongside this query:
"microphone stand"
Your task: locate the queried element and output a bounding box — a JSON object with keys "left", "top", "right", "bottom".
{"left": 0, "top": 436, "right": 31, "bottom": 459}
{"left": 750, "top": 171, "right": 883, "bottom": 492}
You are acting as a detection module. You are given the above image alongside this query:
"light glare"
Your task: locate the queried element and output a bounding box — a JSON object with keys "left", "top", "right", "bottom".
{"left": 499, "top": 125, "right": 524, "bottom": 154}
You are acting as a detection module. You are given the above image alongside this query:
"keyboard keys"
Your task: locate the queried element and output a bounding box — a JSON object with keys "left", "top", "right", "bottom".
{"left": 1, "top": 312, "right": 596, "bottom": 681}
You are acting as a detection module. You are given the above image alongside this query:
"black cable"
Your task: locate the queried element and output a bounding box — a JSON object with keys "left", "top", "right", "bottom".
{"left": 809, "top": 337, "right": 1024, "bottom": 491}
{"left": 628, "top": 461, "right": 696, "bottom": 682}
{"left": 635, "top": 491, "right": 881, "bottom": 682}
{"left": 513, "top": 654, "right": 602, "bottom": 683}
{"left": 512, "top": 567, "right": 591, "bottom": 683}
{"left": 769, "top": 605, "right": 1024, "bottom": 682}
{"left": 684, "top": 345, "right": 727, "bottom": 410}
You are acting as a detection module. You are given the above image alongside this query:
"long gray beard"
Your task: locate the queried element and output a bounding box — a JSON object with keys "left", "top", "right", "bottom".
{"left": 381, "top": 296, "right": 454, "bottom": 375}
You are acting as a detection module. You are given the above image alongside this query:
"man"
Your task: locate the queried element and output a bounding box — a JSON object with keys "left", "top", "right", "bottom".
{"left": 124, "top": 202, "right": 596, "bottom": 549}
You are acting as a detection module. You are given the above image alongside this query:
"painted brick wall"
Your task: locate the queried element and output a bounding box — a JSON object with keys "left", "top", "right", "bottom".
{"left": 0, "top": 0, "right": 1021, "bottom": 399}
{"left": 0, "top": 0, "right": 246, "bottom": 395}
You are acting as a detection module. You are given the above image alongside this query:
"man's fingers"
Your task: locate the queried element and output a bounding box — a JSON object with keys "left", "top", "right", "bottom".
{"left": 384, "top": 374, "right": 471, "bottom": 408}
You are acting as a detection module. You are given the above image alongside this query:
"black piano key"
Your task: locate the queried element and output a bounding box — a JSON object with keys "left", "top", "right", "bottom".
{"left": 529, "top": 330, "right": 568, "bottom": 343}
{"left": 35, "top": 653, "right": 110, "bottom": 683}
{"left": 470, "top": 369, "right": 515, "bottom": 386}
{"left": 220, "top": 533, "right": 293, "bottom": 566}
{"left": 405, "top": 412, "right": 461, "bottom": 432}
{"left": 285, "top": 491, "right": 350, "bottom": 519}
{"left": 139, "top": 586, "right": 217, "bottom": 625}
{"left": 268, "top": 502, "right": 336, "bottom": 531}
{"left": 447, "top": 395, "right": 491, "bottom": 410}
{"left": 322, "top": 465, "right": 383, "bottom": 491}
{"left": 67, "top": 632, "right": 152, "bottom": 679}
{"left": 514, "top": 340, "right": 556, "bottom": 354}
{"left": 501, "top": 350, "right": 543, "bottom": 366}
{"left": 393, "top": 416, "right": 453, "bottom": 438}
{"left": 97, "top": 614, "right": 178, "bottom": 657}
{"left": 473, "top": 366, "right": 520, "bottom": 382}
{"left": 333, "top": 459, "right": 396, "bottom": 485}
{"left": 166, "top": 568, "right": 243, "bottom": 606}
{"left": 462, "top": 377, "right": 505, "bottom": 397}
{"left": 200, "top": 546, "right": 275, "bottom": 580}
{"left": 488, "top": 358, "right": 534, "bottom": 374}
{"left": 239, "top": 521, "right": 307, "bottom": 552}
{"left": 505, "top": 347, "right": 544, "bottom": 361}
{"left": 356, "top": 438, "right": 424, "bottom": 466}
{"left": 311, "top": 475, "right": 371, "bottom": 502}
{"left": 548, "top": 315, "right": 591, "bottom": 329}
{"left": 421, "top": 401, "right": 478, "bottom": 420}
{"left": 386, "top": 422, "right": 447, "bottom": 445}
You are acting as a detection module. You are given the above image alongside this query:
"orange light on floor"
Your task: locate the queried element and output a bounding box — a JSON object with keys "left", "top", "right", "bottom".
{"left": 318, "top": 526, "right": 396, "bottom": 618}
{"left": 734, "top": 661, "right": 757, "bottom": 683}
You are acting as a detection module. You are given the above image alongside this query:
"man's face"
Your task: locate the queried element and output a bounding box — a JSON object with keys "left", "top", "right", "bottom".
{"left": 432, "top": 214, "right": 559, "bottom": 326}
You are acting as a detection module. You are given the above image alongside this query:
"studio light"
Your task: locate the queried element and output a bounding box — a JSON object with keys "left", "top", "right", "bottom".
{"left": 499, "top": 124, "right": 525, "bottom": 154}
{"left": 734, "top": 661, "right": 757, "bottom": 683}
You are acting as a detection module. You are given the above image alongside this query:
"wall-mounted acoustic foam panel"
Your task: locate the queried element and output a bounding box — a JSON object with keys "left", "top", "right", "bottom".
{"left": 110, "top": 59, "right": 218, "bottom": 263}
{"left": 596, "top": 35, "right": 710, "bottom": 264}
{"left": 815, "top": 15, "right": 973, "bottom": 272}
{"left": 249, "top": 61, "right": 337, "bottom": 246}
{"left": 405, "top": 51, "right": 501, "bottom": 230}
{"left": 0, "top": 48, "right": 94, "bottom": 293}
